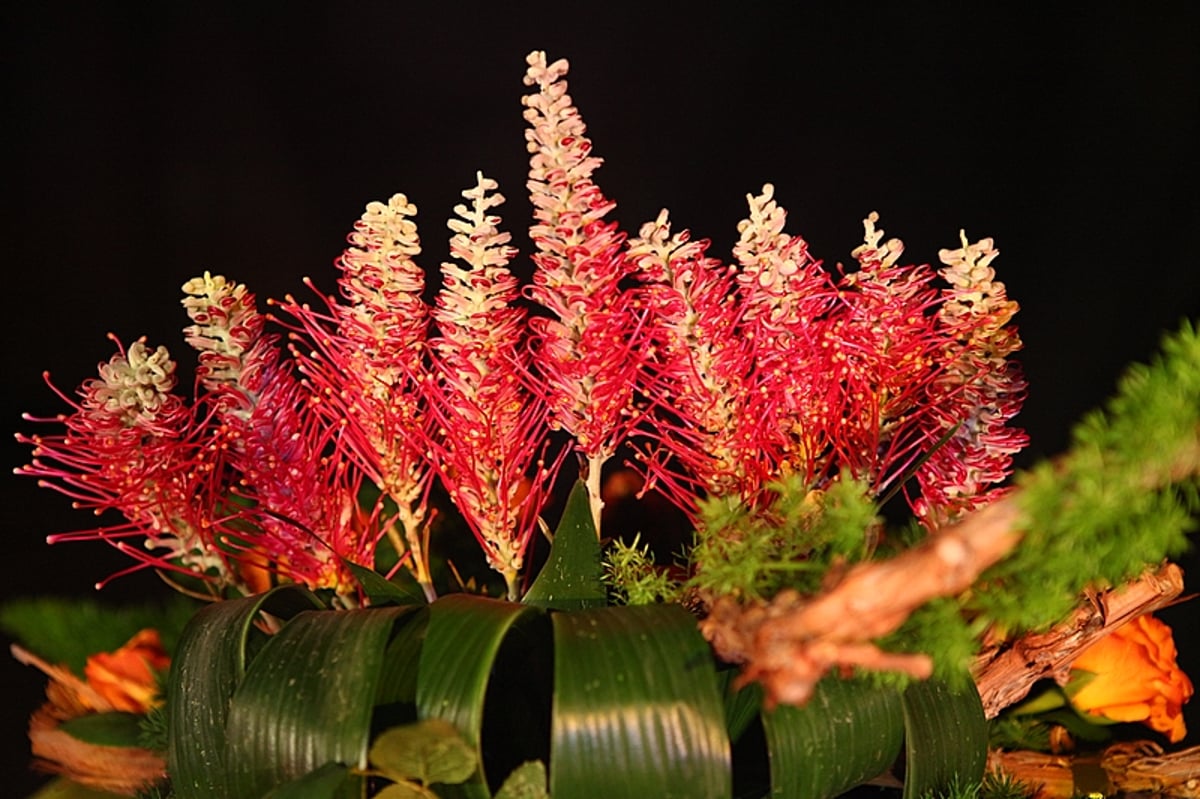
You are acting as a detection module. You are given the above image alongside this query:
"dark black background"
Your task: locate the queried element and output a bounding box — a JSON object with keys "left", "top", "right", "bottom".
{"left": 4, "top": 3, "right": 1198, "bottom": 794}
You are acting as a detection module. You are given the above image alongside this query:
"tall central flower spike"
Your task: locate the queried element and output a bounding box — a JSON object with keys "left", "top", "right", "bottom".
{"left": 182, "top": 273, "right": 373, "bottom": 598}
{"left": 16, "top": 338, "right": 230, "bottom": 589}
{"left": 522, "top": 51, "right": 645, "bottom": 533}
{"left": 425, "top": 173, "right": 558, "bottom": 600}
{"left": 275, "top": 195, "right": 437, "bottom": 600}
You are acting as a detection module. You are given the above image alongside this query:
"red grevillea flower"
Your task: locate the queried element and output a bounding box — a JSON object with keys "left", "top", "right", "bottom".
{"left": 425, "top": 173, "right": 557, "bottom": 599}
{"left": 274, "top": 194, "right": 437, "bottom": 598}
{"left": 627, "top": 209, "right": 770, "bottom": 509}
{"left": 522, "top": 51, "right": 645, "bottom": 529}
{"left": 913, "top": 233, "right": 1028, "bottom": 526}
{"left": 16, "top": 337, "right": 231, "bottom": 588}
{"left": 182, "top": 272, "right": 374, "bottom": 597}
{"left": 633, "top": 196, "right": 1026, "bottom": 525}
{"left": 821, "top": 213, "right": 949, "bottom": 492}
{"left": 730, "top": 185, "right": 839, "bottom": 487}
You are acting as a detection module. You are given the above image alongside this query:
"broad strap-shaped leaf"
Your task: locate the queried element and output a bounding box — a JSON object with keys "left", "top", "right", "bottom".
{"left": 901, "top": 677, "right": 988, "bottom": 799}
{"left": 549, "top": 603, "right": 731, "bottom": 799}
{"left": 718, "top": 668, "right": 763, "bottom": 745}
{"left": 223, "top": 604, "right": 418, "bottom": 799}
{"left": 522, "top": 479, "right": 606, "bottom": 610}
{"left": 760, "top": 677, "right": 904, "bottom": 799}
{"left": 416, "top": 594, "right": 546, "bottom": 798}
{"left": 374, "top": 605, "right": 430, "bottom": 728}
{"left": 168, "top": 586, "right": 323, "bottom": 799}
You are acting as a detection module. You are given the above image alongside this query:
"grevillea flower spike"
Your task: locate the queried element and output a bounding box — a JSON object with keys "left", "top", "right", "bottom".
{"left": 275, "top": 195, "right": 438, "bottom": 600}
{"left": 818, "top": 213, "right": 949, "bottom": 492}
{"left": 631, "top": 187, "right": 840, "bottom": 514}
{"left": 182, "top": 272, "right": 375, "bottom": 599}
{"left": 522, "top": 51, "right": 646, "bottom": 534}
{"left": 913, "top": 232, "right": 1027, "bottom": 526}
{"left": 15, "top": 337, "right": 230, "bottom": 589}
{"left": 730, "top": 185, "right": 840, "bottom": 488}
{"left": 627, "top": 210, "right": 767, "bottom": 509}
{"left": 424, "top": 173, "right": 558, "bottom": 599}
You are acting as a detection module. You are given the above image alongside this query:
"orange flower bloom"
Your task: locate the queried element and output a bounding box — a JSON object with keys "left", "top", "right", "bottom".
{"left": 84, "top": 628, "right": 171, "bottom": 714}
{"left": 1067, "top": 614, "right": 1193, "bottom": 742}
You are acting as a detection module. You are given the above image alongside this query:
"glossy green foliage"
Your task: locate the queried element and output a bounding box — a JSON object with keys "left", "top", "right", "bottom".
{"left": 161, "top": 481, "right": 992, "bottom": 799}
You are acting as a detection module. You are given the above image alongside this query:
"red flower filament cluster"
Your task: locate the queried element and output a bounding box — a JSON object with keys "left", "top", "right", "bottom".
{"left": 16, "top": 51, "right": 1026, "bottom": 601}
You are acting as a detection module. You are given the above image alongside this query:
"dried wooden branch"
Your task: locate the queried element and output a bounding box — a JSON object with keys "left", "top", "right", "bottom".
{"left": 989, "top": 740, "right": 1200, "bottom": 799}
{"left": 700, "top": 496, "right": 1024, "bottom": 705}
{"left": 699, "top": 422, "right": 1200, "bottom": 708}
{"left": 972, "top": 561, "right": 1185, "bottom": 718}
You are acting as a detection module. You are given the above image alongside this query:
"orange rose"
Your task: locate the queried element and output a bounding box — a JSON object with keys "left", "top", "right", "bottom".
{"left": 1066, "top": 614, "right": 1193, "bottom": 742}
{"left": 83, "top": 628, "right": 171, "bottom": 713}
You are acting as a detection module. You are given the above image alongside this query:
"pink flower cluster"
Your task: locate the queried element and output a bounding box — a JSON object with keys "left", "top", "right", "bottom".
{"left": 17, "top": 51, "right": 1026, "bottom": 601}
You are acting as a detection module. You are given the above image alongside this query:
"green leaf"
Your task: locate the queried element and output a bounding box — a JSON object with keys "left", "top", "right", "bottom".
{"left": 261, "top": 762, "right": 362, "bottom": 799}
{"left": 167, "top": 586, "right": 324, "bottom": 799}
{"left": 344, "top": 558, "right": 427, "bottom": 606}
{"left": 374, "top": 606, "right": 430, "bottom": 727}
{"left": 58, "top": 712, "right": 145, "bottom": 748}
{"left": 760, "top": 677, "right": 904, "bottom": 799}
{"left": 523, "top": 480, "right": 606, "bottom": 610}
{"left": 224, "top": 604, "right": 417, "bottom": 798}
{"left": 494, "top": 761, "right": 549, "bottom": 799}
{"left": 1040, "top": 708, "right": 1114, "bottom": 742}
{"left": 416, "top": 594, "right": 546, "bottom": 798}
{"left": 549, "top": 603, "right": 730, "bottom": 799}
{"left": 901, "top": 677, "right": 988, "bottom": 799}
{"left": 719, "top": 670, "right": 763, "bottom": 745}
{"left": 370, "top": 719, "right": 478, "bottom": 785}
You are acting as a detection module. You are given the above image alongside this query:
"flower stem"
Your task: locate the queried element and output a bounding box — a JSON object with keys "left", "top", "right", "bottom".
{"left": 503, "top": 567, "right": 520, "bottom": 602}
{"left": 395, "top": 504, "right": 436, "bottom": 603}
{"left": 584, "top": 452, "right": 606, "bottom": 540}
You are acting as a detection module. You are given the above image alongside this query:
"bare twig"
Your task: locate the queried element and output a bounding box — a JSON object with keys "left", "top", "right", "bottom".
{"left": 989, "top": 740, "right": 1200, "bottom": 799}
{"left": 700, "top": 496, "right": 1024, "bottom": 706}
{"left": 972, "top": 561, "right": 1185, "bottom": 718}
{"left": 699, "top": 420, "right": 1200, "bottom": 708}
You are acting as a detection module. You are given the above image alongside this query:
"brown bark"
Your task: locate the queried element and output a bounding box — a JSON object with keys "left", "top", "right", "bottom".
{"left": 972, "top": 561, "right": 1186, "bottom": 718}
{"left": 699, "top": 424, "right": 1200, "bottom": 709}
{"left": 700, "top": 495, "right": 1025, "bottom": 705}
{"left": 989, "top": 740, "right": 1200, "bottom": 799}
